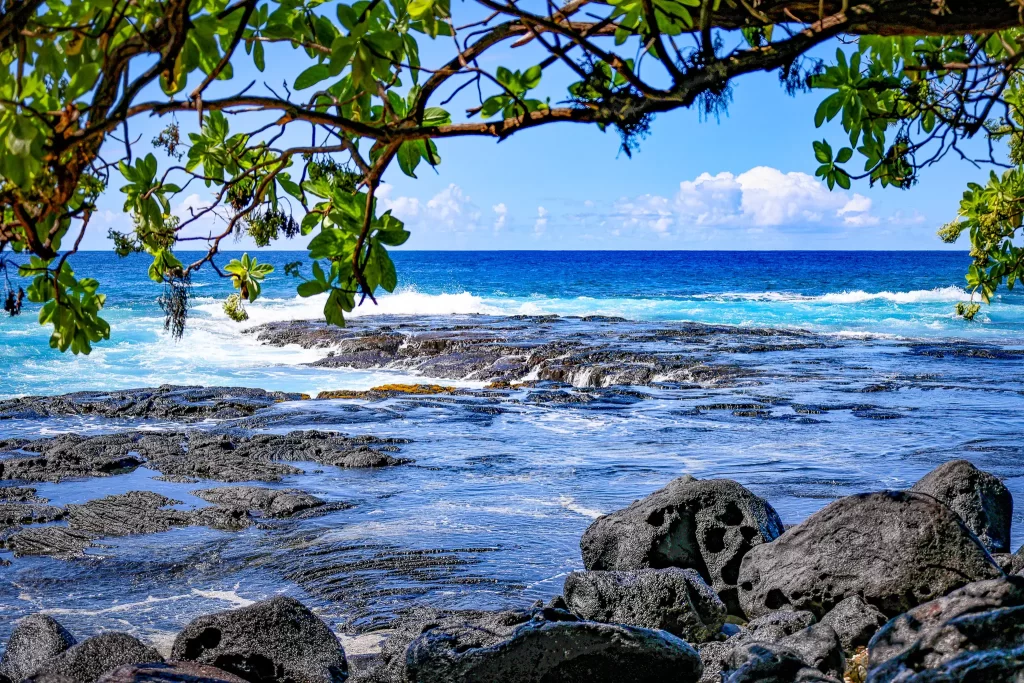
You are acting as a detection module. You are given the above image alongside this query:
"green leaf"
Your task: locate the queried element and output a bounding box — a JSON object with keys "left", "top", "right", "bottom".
{"left": 295, "top": 64, "right": 332, "bottom": 90}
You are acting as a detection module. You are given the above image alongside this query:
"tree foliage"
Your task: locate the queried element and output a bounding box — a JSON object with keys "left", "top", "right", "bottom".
{"left": 1, "top": 0, "right": 1024, "bottom": 351}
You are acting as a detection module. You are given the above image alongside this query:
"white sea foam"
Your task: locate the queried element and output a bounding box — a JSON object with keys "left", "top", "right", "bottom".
{"left": 696, "top": 286, "right": 968, "bottom": 304}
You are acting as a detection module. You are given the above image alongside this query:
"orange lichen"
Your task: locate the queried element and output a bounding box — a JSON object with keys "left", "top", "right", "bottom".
{"left": 315, "top": 384, "right": 458, "bottom": 399}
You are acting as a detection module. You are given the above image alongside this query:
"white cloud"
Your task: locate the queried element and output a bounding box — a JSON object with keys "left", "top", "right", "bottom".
{"left": 609, "top": 166, "right": 879, "bottom": 237}
{"left": 534, "top": 206, "right": 549, "bottom": 235}
{"left": 377, "top": 183, "right": 481, "bottom": 231}
{"left": 492, "top": 203, "right": 508, "bottom": 232}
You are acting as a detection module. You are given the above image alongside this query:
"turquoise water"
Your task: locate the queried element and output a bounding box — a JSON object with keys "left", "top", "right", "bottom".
{"left": 0, "top": 250, "right": 1015, "bottom": 399}
{"left": 2, "top": 250, "right": 1024, "bottom": 644}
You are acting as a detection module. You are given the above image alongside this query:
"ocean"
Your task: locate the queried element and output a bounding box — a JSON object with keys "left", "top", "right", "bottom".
{"left": 1, "top": 250, "right": 1022, "bottom": 644}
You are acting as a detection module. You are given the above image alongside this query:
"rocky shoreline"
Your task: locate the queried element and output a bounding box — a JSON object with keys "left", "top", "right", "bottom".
{"left": 1, "top": 456, "right": 1021, "bottom": 682}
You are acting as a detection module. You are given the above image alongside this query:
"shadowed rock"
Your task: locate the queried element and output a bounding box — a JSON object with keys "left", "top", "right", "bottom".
{"left": 27, "top": 633, "right": 162, "bottom": 683}
{"left": 721, "top": 642, "right": 841, "bottom": 683}
{"left": 580, "top": 475, "right": 784, "bottom": 615}
{"left": 868, "top": 576, "right": 1024, "bottom": 682}
{"left": 96, "top": 662, "right": 249, "bottom": 682}
{"left": 776, "top": 624, "right": 844, "bottom": 679}
{"left": 746, "top": 611, "right": 818, "bottom": 643}
{"left": 737, "top": 491, "right": 1002, "bottom": 619}
{"left": 819, "top": 595, "right": 887, "bottom": 652}
{"left": 0, "top": 614, "right": 77, "bottom": 681}
{"left": 0, "top": 385, "right": 304, "bottom": 422}
{"left": 404, "top": 618, "right": 703, "bottom": 683}
{"left": 0, "top": 433, "right": 146, "bottom": 483}
{"left": 910, "top": 459, "right": 1013, "bottom": 553}
{"left": 171, "top": 596, "right": 347, "bottom": 683}
{"left": 563, "top": 568, "right": 726, "bottom": 643}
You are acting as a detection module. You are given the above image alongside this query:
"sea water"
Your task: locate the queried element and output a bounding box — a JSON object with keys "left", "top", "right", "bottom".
{"left": 0, "top": 250, "right": 1022, "bottom": 643}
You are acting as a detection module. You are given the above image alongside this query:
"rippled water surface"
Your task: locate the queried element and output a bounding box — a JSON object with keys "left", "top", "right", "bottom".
{"left": 1, "top": 250, "right": 1023, "bottom": 647}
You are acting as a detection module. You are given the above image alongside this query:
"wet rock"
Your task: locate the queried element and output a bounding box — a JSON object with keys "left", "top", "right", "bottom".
{"left": 0, "top": 385, "right": 304, "bottom": 422}
{"left": 5, "top": 526, "right": 96, "bottom": 558}
{"left": 96, "top": 662, "right": 249, "bottom": 683}
{"left": 818, "top": 596, "right": 887, "bottom": 652}
{"left": 0, "top": 486, "right": 46, "bottom": 502}
{"left": 777, "top": 624, "right": 844, "bottom": 679}
{"left": 737, "top": 491, "right": 1002, "bottom": 619}
{"left": 405, "top": 619, "right": 703, "bottom": 683}
{"left": 137, "top": 433, "right": 303, "bottom": 483}
{"left": 0, "top": 502, "right": 65, "bottom": 528}
{"left": 721, "top": 642, "right": 841, "bottom": 683}
{"left": 0, "top": 614, "right": 77, "bottom": 681}
{"left": 868, "top": 576, "right": 1024, "bottom": 681}
{"left": 0, "top": 433, "right": 145, "bottom": 483}
{"left": 171, "top": 596, "right": 347, "bottom": 683}
{"left": 28, "top": 633, "right": 162, "bottom": 683}
{"left": 909, "top": 459, "right": 1013, "bottom": 553}
{"left": 580, "top": 475, "right": 784, "bottom": 615}
{"left": 563, "top": 568, "right": 726, "bottom": 643}
{"left": 66, "top": 492, "right": 192, "bottom": 536}
{"left": 192, "top": 487, "right": 330, "bottom": 518}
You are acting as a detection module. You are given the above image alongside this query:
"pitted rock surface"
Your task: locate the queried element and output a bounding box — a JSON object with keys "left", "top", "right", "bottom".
{"left": 563, "top": 568, "right": 726, "bottom": 642}
{"left": 737, "top": 491, "right": 1002, "bottom": 619}
{"left": 580, "top": 475, "right": 784, "bottom": 615}
{"left": 27, "top": 633, "right": 162, "bottom": 683}
{"left": 0, "top": 614, "right": 77, "bottom": 681}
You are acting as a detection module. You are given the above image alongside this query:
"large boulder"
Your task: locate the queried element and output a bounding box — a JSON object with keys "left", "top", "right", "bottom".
{"left": 910, "top": 459, "right": 1013, "bottom": 553}
{"left": 868, "top": 575, "right": 1024, "bottom": 681}
{"left": 96, "top": 662, "right": 248, "bottom": 682}
{"left": 819, "top": 596, "right": 886, "bottom": 652}
{"left": 27, "top": 633, "right": 162, "bottom": 683}
{"left": 0, "top": 614, "right": 77, "bottom": 681}
{"left": 404, "top": 619, "right": 703, "bottom": 683}
{"left": 170, "top": 596, "right": 347, "bottom": 683}
{"left": 580, "top": 476, "right": 784, "bottom": 614}
{"left": 737, "top": 491, "right": 1002, "bottom": 619}
{"left": 563, "top": 568, "right": 726, "bottom": 642}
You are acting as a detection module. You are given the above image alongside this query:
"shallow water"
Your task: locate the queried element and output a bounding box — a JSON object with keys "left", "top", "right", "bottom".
{"left": 1, "top": 251, "right": 1023, "bottom": 647}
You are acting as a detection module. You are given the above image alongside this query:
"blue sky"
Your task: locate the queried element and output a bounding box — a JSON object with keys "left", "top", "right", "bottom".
{"left": 82, "top": 34, "right": 985, "bottom": 252}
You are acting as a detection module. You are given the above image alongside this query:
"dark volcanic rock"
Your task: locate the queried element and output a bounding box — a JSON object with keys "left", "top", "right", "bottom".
{"left": 28, "top": 633, "right": 162, "bottom": 683}
{"left": 192, "top": 486, "right": 330, "bottom": 518}
{"left": 0, "top": 614, "right": 77, "bottom": 681}
{"left": 0, "top": 501, "right": 65, "bottom": 528}
{"left": 868, "top": 576, "right": 1024, "bottom": 682}
{"left": 404, "top": 619, "right": 703, "bottom": 683}
{"left": 0, "top": 433, "right": 145, "bottom": 482}
{"left": 96, "top": 662, "right": 248, "bottom": 683}
{"left": 65, "top": 491, "right": 193, "bottom": 536}
{"left": 746, "top": 611, "right": 818, "bottom": 643}
{"left": 777, "top": 624, "right": 844, "bottom": 679}
{"left": 721, "top": 642, "right": 841, "bottom": 683}
{"left": 171, "top": 596, "right": 347, "bottom": 683}
{"left": 819, "top": 595, "right": 887, "bottom": 652}
{"left": 4, "top": 527, "right": 96, "bottom": 557}
{"left": 0, "top": 385, "right": 303, "bottom": 422}
{"left": 563, "top": 568, "right": 726, "bottom": 643}
{"left": 737, "top": 491, "right": 1002, "bottom": 619}
{"left": 910, "top": 459, "right": 1013, "bottom": 553}
{"left": 580, "top": 475, "right": 784, "bottom": 615}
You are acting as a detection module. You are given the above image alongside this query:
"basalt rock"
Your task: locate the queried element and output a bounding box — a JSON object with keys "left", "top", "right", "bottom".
{"left": 776, "top": 624, "right": 844, "bottom": 679}
{"left": 0, "top": 385, "right": 304, "bottom": 422}
{"left": 96, "top": 662, "right": 249, "bottom": 683}
{"left": 737, "top": 491, "right": 1002, "bottom": 619}
{"left": 746, "top": 611, "right": 818, "bottom": 644}
{"left": 171, "top": 596, "right": 348, "bottom": 683}
{"left": 0, "top": 614, "right": 77, "bottom": 681}
{"left": 0, "top": 501, "right": 65, "bottom": 529}
{"left": 404, "top": 618, "right": 703, "bottom": 683}
{"left": 27, "top": 633, "right": 162, "bottom": 683}
{"left": 4, "top": 527, "right": 96, "bottom": 558}
{"left": 65, "top": 491, "right": 193, "bottom": 536}
{"left": 0, "top": 433, "right": 146, "bottom": 483}
{"left": 910, "top": 459, "right": 1013, "bottom": 553}
{"left": 721, "top": 642, "right": 841, "bottom": 683}
{"left": 192, "top": 486, "right": 335, "bottom": 518}
{"left": 868, "top": 576, "right": 1024, "bottom": 682}
{"left": 818, "top": 596, "right": 887, "bottom": 652}
{"left": 695, "top": 611, "right": 818, "bottom": 683}
{"left": 580, "top": 475, "right": 784, "bottom": 615}
{"left": 563, "top": 568, "right": 726, "bottom": 643}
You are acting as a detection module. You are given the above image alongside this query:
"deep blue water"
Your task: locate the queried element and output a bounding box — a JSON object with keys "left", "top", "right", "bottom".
{"left": 0, "top": 250, "right": 1013, "bottom": 398}
{"left": 2, "top": 249, "right": 1024, "bottom": 650}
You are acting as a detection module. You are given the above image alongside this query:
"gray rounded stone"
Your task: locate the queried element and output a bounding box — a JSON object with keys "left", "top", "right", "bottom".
{"left": 910, "top": 459, "right": 1013, "bottom": 553}
{"left": 737, "top": 491, "right": 1002, "bottom": 619}
{"left": 563, "top": 568, "right": 726, "bottom": 642}
{"left": 580, "top": 476, "right": 783, "bottom": 615}
{"left": 0, "top": 614, "right": 76, "bottom": 681}
{"left": 170, "top": 596, "right": 347, "bottom": 683}
{"left": 27, "top": 633, "right": 162, "bottom": 683}
{"left": 819, "top": 595, "right": 887, "bottom": 652}
{"left": 405, "top": 619, "right": 703, "bottom": 683}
